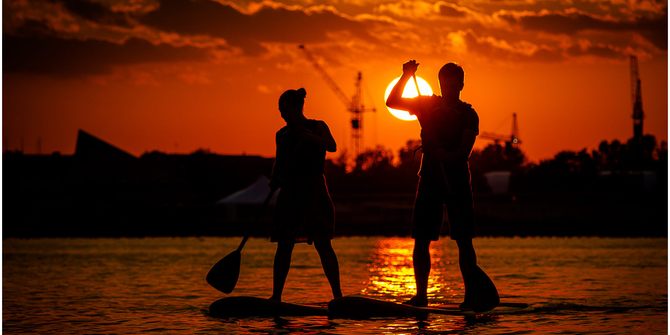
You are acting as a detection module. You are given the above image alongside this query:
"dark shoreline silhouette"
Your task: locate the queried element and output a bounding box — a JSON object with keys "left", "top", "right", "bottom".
{"left": 3, "top": 130, "right": 667, "bottom": 238}
{"left": 4, "top": 160, "right": 666, "bottom": 238}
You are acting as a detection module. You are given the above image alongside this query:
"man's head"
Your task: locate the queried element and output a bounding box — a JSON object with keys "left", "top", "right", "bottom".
{"left": 438, "top": 63, "right": 464, "bottom": 98}
{"left": 278, "top": 88, "right": 306, "bottom": 123}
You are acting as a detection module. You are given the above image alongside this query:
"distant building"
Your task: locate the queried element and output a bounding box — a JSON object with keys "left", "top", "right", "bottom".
{"left": 75, "top": 129, "right": 136, "bottom": 161}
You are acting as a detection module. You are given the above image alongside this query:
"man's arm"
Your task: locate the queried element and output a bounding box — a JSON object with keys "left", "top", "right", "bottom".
{"left": 434, "top": 130, "right": 476, "bottom": 162}
{"left": 386, "top": 60, "right": 423, "bottom": 113}
{"left": 457, "top": 129, "right": 477, "bottom": 160}
{"left": 439, "top": 111, "right": 479, "bottom": 162}
{"left": 460, "top": 111, "right": 480, "bottom": 159}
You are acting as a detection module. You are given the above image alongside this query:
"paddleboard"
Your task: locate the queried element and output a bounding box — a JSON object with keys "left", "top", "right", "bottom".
{"left": 328, "top": 296, "right": 530, "bottom": 318}
{"left": 209, "top": 295, "right": 529, "bottom": 318}
{"left": 209, "top": 296, "right": 327, "bottom": 317}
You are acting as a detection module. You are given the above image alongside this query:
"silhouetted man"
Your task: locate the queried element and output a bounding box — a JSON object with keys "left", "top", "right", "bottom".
{"left": 386, "top": 60, "right": 499, "bottom": 311}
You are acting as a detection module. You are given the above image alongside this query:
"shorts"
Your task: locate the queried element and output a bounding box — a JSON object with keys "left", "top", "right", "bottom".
{"left": 272, "top": 176, "right": 335, "bottom": 244}
{"left": 412, "top": 173, "right": 475, "bottom": 241}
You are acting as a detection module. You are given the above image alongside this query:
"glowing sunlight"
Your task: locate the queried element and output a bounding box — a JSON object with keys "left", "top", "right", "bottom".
{"left": 384, "top": 76, "right": 433, "bottom": 121}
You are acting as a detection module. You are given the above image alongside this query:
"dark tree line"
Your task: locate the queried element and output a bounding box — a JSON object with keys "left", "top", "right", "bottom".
{"left": 325, "top": 135, "right": 667, "bottom": 195}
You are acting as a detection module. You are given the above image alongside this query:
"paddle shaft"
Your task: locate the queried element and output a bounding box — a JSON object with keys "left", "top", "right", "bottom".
{"left": 412, "top": 73, "right": 454, "bottom": 195}
{"left": 412, "top": 74, "right": 421, "bottom": 96}
{"left": 236, "top": 189, "right": 276, "bottom": 252}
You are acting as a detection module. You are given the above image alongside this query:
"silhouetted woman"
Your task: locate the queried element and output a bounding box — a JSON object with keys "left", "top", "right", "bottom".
{"left": 269, "top": 87, "right": 343, "bottom": 302}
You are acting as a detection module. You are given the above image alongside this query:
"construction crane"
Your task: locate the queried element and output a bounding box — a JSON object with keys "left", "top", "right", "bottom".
{"left": 479, "top": 113, "right": 521, "bottom": 148}
{"left": 630, "top": 55, "right": 644, "bottom": 142}
{"left": 298, "top": 44, "right": 375, "bottom": 160}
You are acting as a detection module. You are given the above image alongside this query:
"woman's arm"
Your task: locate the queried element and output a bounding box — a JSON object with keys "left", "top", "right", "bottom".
{"left": 269, "top": 131, "right": 285, "bottom": 191}
{"left": 293, "top": 121, "right": 337, "bottom": 152}
{"left": 318, "top": 121, "right": 337, "bottom": 152}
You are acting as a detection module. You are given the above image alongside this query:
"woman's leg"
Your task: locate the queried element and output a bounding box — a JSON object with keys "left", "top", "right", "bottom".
{"left": 314, "top": 239, "right": 343, "bottom": 299}
{"left": 270, "top": 240, "right": 295, "bottom": 301}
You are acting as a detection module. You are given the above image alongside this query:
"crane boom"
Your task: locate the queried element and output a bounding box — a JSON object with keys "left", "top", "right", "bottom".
{"left": 479, "top": 113, "right": 521, "bottom": 145}
{"left": 298, "top": 44, "right": 376, "bottom": 162}
{"left": 298, "top": 45, "right": 351, "bottom": 107}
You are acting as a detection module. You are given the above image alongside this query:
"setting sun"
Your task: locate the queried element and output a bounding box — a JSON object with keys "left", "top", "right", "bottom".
{"left": 384, "top": 76, "right": 433, "bottom": 121}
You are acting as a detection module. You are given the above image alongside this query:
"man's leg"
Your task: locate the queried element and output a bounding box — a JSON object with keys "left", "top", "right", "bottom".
{"left": 406, "top": 238, "right": 431, "bottom": 307}
{"left": 407, "top": 176, "right": 442, "bottom": 307}
{"left": 456, "top": 238, "right": 477, "bottom": 306}
{"left": 270, "top": 240, "right": 295, "bottom": 301}
{"left": 314, "top": 239, "right": 343, "bottom": 299}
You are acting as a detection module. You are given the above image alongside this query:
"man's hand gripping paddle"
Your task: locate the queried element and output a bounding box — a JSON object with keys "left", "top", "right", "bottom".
{"left": 206, "top": 189, "right": 276, "bottom": 294}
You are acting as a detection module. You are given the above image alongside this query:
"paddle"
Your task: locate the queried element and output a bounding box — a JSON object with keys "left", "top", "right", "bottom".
{"left": 206, "top": 189, "right": 276, "bottom": 293}
{"left": 464, "top": 266, "right": 500, "bottom": 312}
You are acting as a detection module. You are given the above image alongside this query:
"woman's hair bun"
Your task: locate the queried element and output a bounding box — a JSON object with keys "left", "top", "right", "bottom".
{"left": 278, "top": 88, "right": 307, "bottom": 112}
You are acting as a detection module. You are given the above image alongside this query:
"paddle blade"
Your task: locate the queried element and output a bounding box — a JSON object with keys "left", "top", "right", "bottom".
{"left": 206, "top": 249, "right": 241, "bottom": 294}
{"left": 469, "top": 266, "right": 500, "bottom": 312}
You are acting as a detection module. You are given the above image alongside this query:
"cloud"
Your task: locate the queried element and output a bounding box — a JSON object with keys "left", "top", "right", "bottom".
{"left": 376, "top": 1, "right": 438, "bottom": 18}
{"left": 4, "top": 20, "right": 209, "bottom": 76}
{"left": 456, "top": 28, "right": 642, "bottom": 62}
{"left": 4, "top": 0, "right": 665, "bottom": 72}
{"left": 140, "top": 0, "right": 376, "bottom": 55}
{"left": 436, "top": 2, "right": 472, "bottom": 18}
{"left": 50, "top": 0, "right": 133, "bottom": 27}
{"left": 500, "top": 10, "right": 667, "bottom": 50}
{"left": 458, "top": 30, "right": 564, "bottom": 62}
{"left": 567, "top": 43, "right": 623, "bottom": 59}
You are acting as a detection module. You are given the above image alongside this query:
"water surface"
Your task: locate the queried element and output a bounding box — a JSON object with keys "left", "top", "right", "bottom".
{"left": 3, "top": 237, "right": 667, "bottom": 334}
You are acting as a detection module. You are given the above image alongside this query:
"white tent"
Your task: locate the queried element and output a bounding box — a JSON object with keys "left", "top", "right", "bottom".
{"left": 484, "top": 171, "right": 511, "bottom": 194}
{"left": 217, "top": 175, "right": 279, "bottom": 205}
{"left": 217, "top": 175, "right": 279, "bottom": 221}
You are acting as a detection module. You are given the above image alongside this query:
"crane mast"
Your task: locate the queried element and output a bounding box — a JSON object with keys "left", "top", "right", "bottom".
{"left": 350, "top": 72, "right": 363, "bottom": 160}
{"left": 630, "top": 55, "right": 644, "bottom": 142}
{"left": 298, "top": 45, "right": 374, "bottom": 161}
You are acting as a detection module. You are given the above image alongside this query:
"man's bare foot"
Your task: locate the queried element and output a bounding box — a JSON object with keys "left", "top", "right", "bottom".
{"left": 459, "top": 300, "right": 474, "bottom": 311}
{"left": 473, "top": 295, "right": 499, "bottom": 312}
{"left": 459, "top": 290, "right": 475, "bottom": 310}
{"left": 403, "top": 296, "right": 428, "bottom": 307}
{"left": 269, "top": 295, "right": 281, "bottom": 302}
{"left": 459, "top": 294, "right": 499, "bottom": 312}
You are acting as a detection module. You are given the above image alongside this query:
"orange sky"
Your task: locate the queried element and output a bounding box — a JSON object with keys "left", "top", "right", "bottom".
{"left": 3, "top": 0, "right": 668, "bottom": 162}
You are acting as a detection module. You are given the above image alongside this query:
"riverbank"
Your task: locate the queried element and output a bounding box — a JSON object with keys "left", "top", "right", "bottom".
{"left": 5, "top": 191, "right": 666, "bottom": 238}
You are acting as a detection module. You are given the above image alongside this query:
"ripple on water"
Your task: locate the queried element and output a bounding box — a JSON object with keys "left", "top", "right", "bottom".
{"left": 3, "top": 237, "right": 667, "bottom": 335}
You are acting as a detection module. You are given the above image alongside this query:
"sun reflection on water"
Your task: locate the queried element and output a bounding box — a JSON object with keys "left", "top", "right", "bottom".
{"left": 362, "top": 238, "right": 460, "bottom": 304}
